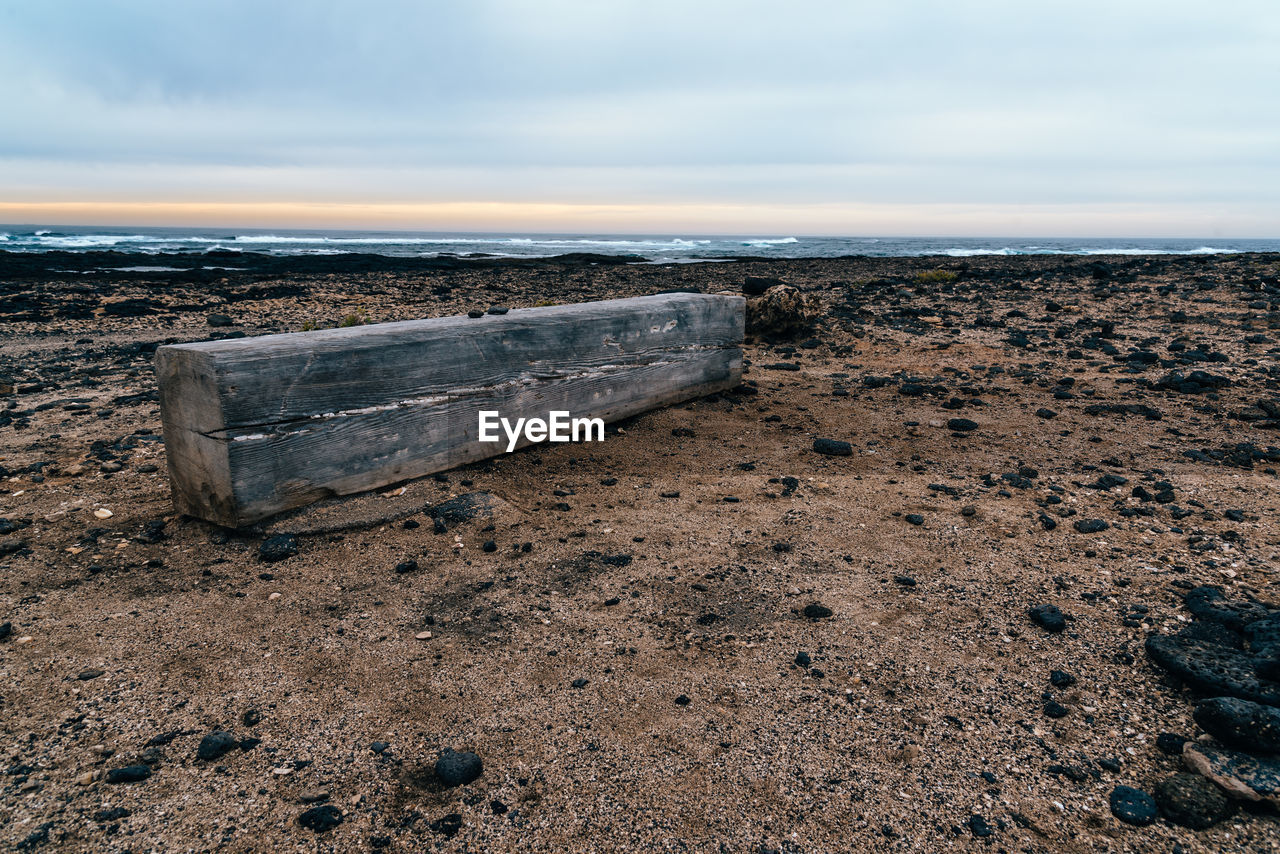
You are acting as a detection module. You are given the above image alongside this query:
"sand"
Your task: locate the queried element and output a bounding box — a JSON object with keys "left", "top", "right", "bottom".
{"left": 2, "top": 251, "right": 1279, "bottom": 852}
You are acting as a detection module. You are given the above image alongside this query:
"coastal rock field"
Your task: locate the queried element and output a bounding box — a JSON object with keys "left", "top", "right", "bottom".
{"left": 2, "top": 251, "right": 1280, "bottom": 852}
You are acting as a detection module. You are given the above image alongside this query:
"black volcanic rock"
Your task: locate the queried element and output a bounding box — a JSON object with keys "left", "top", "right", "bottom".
{"left": 803, "top": 603, "right": 833, "bottom": 620}
{"left": 1194, "top": 697, "right": 1280, "bottom": 754}
{"left": 106, "top": 765, "right": 151, "bottom": 784}
{"left": 1109, "top": 785, "right": 1157, "bottom": 826}
{"left": 258, "top": 534, "right": 298, "bottom": 562}
{"left": 1154, "top": 773, "right": 1235, "bottom": 830}
{"left": 435, "top": 748, "right": 483, "bottom": 787}
{"left": 1145, "top": 634, "right": 1280, "bottom": 706}
{"left": 196, "top": 730, "right": 237, "bottom": 761}
{"left": 1184, "top": 586, "right": 1275, "bottom": 632}
{"left": 1029, "top": 604, "right": 1068, "bottom": 633}
{"left": 812, "top": 438, "right": 852, "bottom": 456}
{"left": 298, "top": 804, "right": 343, "bottom": 832}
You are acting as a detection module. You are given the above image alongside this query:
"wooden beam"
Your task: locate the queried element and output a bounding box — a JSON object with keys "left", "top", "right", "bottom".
{"left": 156, "top": 293, "right": 745, "bottom": 526}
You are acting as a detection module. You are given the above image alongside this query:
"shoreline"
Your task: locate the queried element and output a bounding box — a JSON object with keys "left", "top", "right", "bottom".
{"left": 4, "top": 246, "right": 1280, "bottom": 282}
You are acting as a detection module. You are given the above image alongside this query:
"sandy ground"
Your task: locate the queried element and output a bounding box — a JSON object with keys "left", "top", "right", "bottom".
{"left": 2, "top": 252, "right": 1279, "bottom": 852}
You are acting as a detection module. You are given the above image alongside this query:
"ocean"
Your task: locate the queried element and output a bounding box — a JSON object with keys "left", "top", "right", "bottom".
{"left": 1, "top": 225, "right": 1277, "bottom": 263}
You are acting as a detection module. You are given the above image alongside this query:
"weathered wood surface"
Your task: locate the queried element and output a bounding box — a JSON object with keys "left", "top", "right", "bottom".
{"left": 156, "top": 293, "right": 745, "bottom": 526}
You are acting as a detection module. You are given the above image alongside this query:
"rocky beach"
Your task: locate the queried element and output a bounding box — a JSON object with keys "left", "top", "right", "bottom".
{"left": 2, "top": 250, "right": 1280, "bottom": 852}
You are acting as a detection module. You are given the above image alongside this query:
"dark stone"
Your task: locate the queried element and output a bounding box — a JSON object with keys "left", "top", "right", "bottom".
{"left": 674, "top": 694, "right": 691, "bottom": 706}
{"left": 435, "top": 748, "right": 483, "bottom": 787}
{"left": 1145, "top": 634, "right": 1280, "bottom": 705}
{"left": 1048, "top": 763, "right": 1089, "bottom": 782}
{"left": 394, "top": 560, "right": 418, "bottom": 574}
{"left": 905, "top": 514, "right": 924, "bottom": 526}
{"left": 1180, "top": 619, "right": 1243, "bottom": 650}
{"left": 1073, "top": 518, "right": 1109, "bottom": 534}
{"left": 744, "top": 276, "right": 785, "bottom": 296}
{"left": 467, "top": 310, "right": 484, "bottom": 318}
{"left": 105, "top": 765, "right": 151, "bottom": 784}
{"left": 298, "top": 804, "right": 343, "bottom": 832}
{"left": 1154, "top": 370, "right": 1230, "bottom": 394}
{"left": 486, "top": 306, "right": 509, "bottom": 315}
{"left": 1035, "top": 408, "right": 1058, "bottom": 419}
{"left": 1193, "top": 697, "right": 1280, "bottom": 753}
{"left": 1029, "top": 604, "right": 1068, "bottom": 633}
{"left": 812, "top": 438, "right": 852, "bottom": 456}
{"left": 371, "top": 741, "right": 389, "bottom": 754}
{"left": 1044, "top": 699, "right": 1069, "bottom": 718}
{"left": 17, "top": 825, "right": 51, "bottom": 851}
{"left": 1156, "top": 732, "right": 1189, "bottom": 755}
{"left": 571, "top": 678, "right": 589, "bottom": 688}
{"left": 136, "top": 519, "right": 167, "bottom": 544}
{"left": 1183, "top": 742, "right": 1280, "bottom": 803}
{"left": 482, "top": 540, "right": 497, "bottom": 552}
{"left": 1049, "top": 669, "right": 1075, "bottom": 687}
{"left": 1089, "top": 474, "right": 1129, "bottom": 490}
{"left": 242, "top": 709, "right": 262, "bottom": 727}
{"left": 893, "top": 574, "right": 917, "bottom": 587}
{"left": 946, "top": 418, "right": 978, "bottom": 432}
{"left": 1154, "top": 773, "right": 1235, "bottom": 830}
{"left": 795, "top": 651, "right": 812, "bottom": 667}
{"left": 429, "top": 813, "right": 463, "bottom": 838}
{"left": 1184, "top": 586, "right": 1275, "bottom": 632}
{"left": 206, "top": 314, "right": 233, "bottom": 327}
{"left": 1109, "top": 785, "right": 1158, "bottom": 826}
{"left": 197, "top": 731, "right": 236, "bottom": 761}
{"left": 258, "top": 534, "right": 298, "bottom": 562}
{"left": 1248, "top": 614, "right": 1280, "bottom": 679}
{"left": 967, "top": 814, "right": 993, "bottom": 837}
{"left": 803, "top": 603, "right": 833, "bottom": 620}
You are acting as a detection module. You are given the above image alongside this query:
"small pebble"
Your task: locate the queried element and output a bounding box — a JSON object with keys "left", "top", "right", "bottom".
{"left": 298, "top": 804, "right": 343, "bottom": 832}
{"left": 435, "top": 748, "right": 483, "bottom": 787}
{"left": 1109, "top": 785, "right": 1158, "bottom": 826}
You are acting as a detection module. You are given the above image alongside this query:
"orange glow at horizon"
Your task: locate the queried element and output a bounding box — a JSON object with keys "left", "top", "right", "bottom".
{"left": 0, "top": 200, "right": 1264, "bottom": 238}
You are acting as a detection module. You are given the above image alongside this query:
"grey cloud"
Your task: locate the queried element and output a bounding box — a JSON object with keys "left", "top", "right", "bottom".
{"left": 0, "top": 0, "right": 1277, "bottom": 228}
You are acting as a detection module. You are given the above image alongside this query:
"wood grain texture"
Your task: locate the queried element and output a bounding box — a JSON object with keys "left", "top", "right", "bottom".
{"left": 156, "top": 293, "right": 745, "bottom": 526}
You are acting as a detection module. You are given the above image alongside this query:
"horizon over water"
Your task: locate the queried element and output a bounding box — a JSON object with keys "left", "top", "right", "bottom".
{"left": 1, "top": 224, "right": 1278, "bottom": 263}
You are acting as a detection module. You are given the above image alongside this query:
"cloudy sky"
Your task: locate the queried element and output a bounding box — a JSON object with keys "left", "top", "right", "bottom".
{"left": 1, "top": 1, "right": 1277, "bottom": 235}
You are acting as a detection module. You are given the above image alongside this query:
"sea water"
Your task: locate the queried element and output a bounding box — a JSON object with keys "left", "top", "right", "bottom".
{"left": 1, "top": 225, "right": 1277, "bottom": 262}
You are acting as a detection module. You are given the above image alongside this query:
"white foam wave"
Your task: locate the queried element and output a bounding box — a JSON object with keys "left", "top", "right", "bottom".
{"left": 229, "top": 234, "right": 468, "bottom": 245}
{"left": 741, "top": 237, "right": 799, "bottom": 246}
{"left": 224, "top": 235, "right": 715, "bottom": 251}
{"left": 500, "top": 237, "right": 713, "bottom": 250}
{"left": 24, "top": 234, "right": 221, "bottom": 248}
{"left": 945, "top": 248, "right": 1016, "bottom": 256}
{"left": 1081, "top": 247, "right": 1241, "bottom": 256}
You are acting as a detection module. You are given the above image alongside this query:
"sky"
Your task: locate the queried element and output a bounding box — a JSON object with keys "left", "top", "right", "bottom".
{"left": 1, "top": 1, "right": 1277, "bottom": 236}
